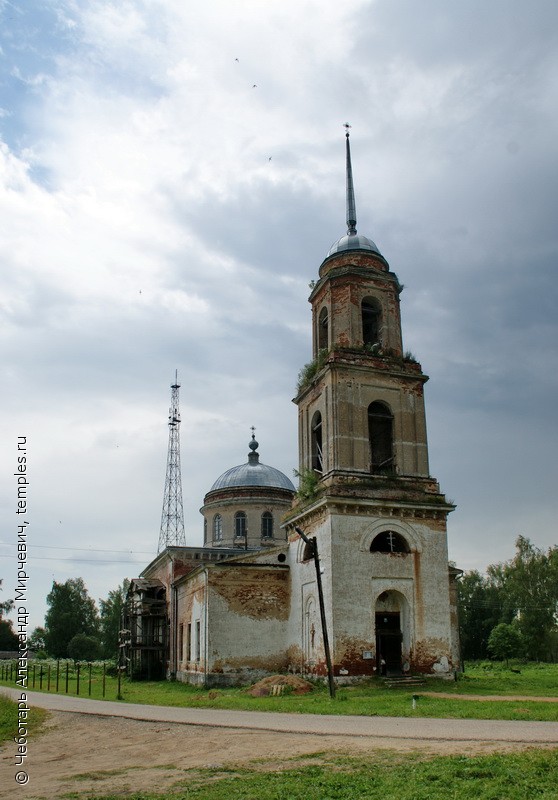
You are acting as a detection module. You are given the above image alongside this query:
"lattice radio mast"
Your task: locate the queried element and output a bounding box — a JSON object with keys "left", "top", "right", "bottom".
{"left": 157, "top": 371, "right": 186, "bottom": 553}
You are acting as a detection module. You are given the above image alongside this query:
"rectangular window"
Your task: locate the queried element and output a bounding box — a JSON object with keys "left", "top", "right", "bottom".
{"left": 195, "top": 620, "right": 201, "bottom": 662}
{"left": 179, "top": 624, "right": 184, "bottom": 662}
{"left": 187, "top": 623, "right": 192, "bottom": 661}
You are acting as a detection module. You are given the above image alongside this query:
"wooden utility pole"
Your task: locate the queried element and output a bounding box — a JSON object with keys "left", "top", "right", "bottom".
{"left": 295, "top": 526, "right": 335, "bottom": 698}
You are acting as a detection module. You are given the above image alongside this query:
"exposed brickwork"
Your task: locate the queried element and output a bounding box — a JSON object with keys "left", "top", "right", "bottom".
{"left": 211, "top": 567, "right": 289, "bottom": 621}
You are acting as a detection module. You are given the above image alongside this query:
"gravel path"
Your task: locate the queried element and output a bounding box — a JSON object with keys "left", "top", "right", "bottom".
{"left": 3, "top": 687, "right": 558, "bottom": 744}
{"left": 2, "top": 687, "right": 558, "bottom": 800}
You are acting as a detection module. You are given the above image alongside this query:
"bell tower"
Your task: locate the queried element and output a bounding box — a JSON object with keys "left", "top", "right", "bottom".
{"left": 287, "top": 129, "right": 459, "bottom": 677}
{"left": 298, "top": 128, "right": 430, "bottom": 484}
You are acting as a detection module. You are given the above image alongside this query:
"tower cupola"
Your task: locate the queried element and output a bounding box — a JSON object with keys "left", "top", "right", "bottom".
{"left": 308, "top": 128, "right": 403, "bottom": 360}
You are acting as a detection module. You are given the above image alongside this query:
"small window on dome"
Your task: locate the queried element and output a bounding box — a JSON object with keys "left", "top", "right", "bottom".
{"left": 234, "top": 511, "right": 247, "bottom": 539}
{"left": 261, "top": 511, "right": 273, "bottom": 539}
{"left": 370, "top": 531, "right": 409, "bottom": 554}
{"left": 213, "top": 514, "right": 223, "bottom": 542}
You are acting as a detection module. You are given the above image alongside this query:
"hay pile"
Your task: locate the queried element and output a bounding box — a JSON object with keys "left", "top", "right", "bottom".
{"left": 246, "top": 674, "right": 314, "bottom": 697}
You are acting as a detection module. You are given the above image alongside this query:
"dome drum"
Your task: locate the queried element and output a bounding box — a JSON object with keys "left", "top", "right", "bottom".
{"left": 200, "top": 436, "right": 295, "bottom": 551}
{"left": 203, "top": 485, "right": 295, "bottom": 508}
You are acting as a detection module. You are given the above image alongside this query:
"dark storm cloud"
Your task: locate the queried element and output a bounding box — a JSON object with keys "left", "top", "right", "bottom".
{"left": 2, "top": 0, "right": 557, "bottom": 629}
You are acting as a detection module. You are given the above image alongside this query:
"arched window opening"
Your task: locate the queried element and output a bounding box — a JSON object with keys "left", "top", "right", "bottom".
{"left": 362, "top": 297, "right": 381, "bottom": 347}
{"left": 213, "top": 514, "right": 223, "bottom": 541}
{"left": 318, "top": 306, "right": 329, "bottom": 351}
{"left": 368, "top": 401, "right": 394, "bottom": 473}
{"left": 234, "top": 511, "right": 247, "bottom": 539}
{"left": 203, "top": 518, "right": 208, "bottom": 544}
{"left": 370, "top": 531, "right": 410, "bottom": 554}
{"left": 261, "top": 511, "right": 273, "bottom": 539}
{"left": 311, "top": 411, "right": 323, "bottom": 473}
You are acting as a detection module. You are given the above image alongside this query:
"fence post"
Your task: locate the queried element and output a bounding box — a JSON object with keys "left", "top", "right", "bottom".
{"left": 47, "top": 664, "right": 51, "bottom": 692}
{"left": 76, "top": 663, "right": 81, "bottom": 696}
{"left": 65, "top": 662, "right": 69, "bottom": 694}
{"left": 56, "top": 660, "right": 60, "bottom": 693}
{"left": 39, "top": 665, "right": 43, "bottom": 690}
{"left": 88, "top": 663, "right": 92, "bottom": 696}
{"left": 32, "top": 663, "right": 36, "bottom": 688}
{"left": 102, "top": 662, "right": 106, "bottom": 698}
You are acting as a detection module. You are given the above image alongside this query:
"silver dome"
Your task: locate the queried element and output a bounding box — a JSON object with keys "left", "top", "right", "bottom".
{"left": 210, "top": 461, "right": 295, "bottom": 492}
{"left": 326, "top": 232, "right": 381, "bottom": 258}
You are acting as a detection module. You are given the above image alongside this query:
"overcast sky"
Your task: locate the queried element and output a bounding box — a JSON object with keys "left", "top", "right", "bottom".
{"left": 1, "top": 0, "right": 557, "bottom": 630}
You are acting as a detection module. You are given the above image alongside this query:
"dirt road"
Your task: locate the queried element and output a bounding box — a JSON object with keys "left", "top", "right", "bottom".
{"left": 1, "top": 688, "right": 557, "bottom": 799}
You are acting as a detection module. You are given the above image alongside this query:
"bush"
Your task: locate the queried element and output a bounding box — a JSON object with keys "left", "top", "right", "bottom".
{"left": 487, "top": 623, "right": 523, "bottom": 665}
{"left": 296, "top": 349, "right": 329, "bottom": 393}
{"left": 67, "top": 633, "right": 102, "bottom": 663}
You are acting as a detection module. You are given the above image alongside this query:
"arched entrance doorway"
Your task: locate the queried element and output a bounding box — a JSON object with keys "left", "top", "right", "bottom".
{"left": 375, "top": 591, "right": 406, "bottom": 676}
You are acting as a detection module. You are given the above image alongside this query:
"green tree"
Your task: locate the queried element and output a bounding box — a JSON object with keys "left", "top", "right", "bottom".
{"left": 67, "top": 633, "right": 102, "bottom": 663}
{"left": 99, "top": 579, "right": 129, "bottom": 659}
{"left": 0, "top": 578, "right": 18, "bottom": 651}
{"left": 488, "top": 536, "right": 558, "bottom": 661}
{"left": 0, "top": 578, "right": 14, "bottom": 616}
{"left": 44, "top": 578, "right": 100, "bottom": 658}
{"left": 487, "top": 623, "right": 523, "bottom": 665}
{"left": 457, "top": 570, "right": 512, "bottom": 660}
{"left": 28, "top": 626, "right": 47, "bottom": 655}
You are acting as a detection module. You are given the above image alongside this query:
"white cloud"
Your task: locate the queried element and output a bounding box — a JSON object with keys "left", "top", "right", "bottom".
{"left": 1, "top": 0, "right": 557, "bottom": 629}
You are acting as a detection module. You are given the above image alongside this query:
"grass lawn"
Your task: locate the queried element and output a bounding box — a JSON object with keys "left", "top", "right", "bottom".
{"left": 1, "top": 661, "right": 557, "bottom": 721}
{"left": 2, "top": 666, "right": 558, "bottom": 800}
{"left": 0, "top": 694, "right": 47, "bottom": 743}
{"left": 61, "top": 749, "right": 558, "bottom": 800}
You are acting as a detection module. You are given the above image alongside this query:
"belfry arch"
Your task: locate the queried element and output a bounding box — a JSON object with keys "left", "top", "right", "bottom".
{"left": 361, "top": 296, "right": 382, "bottom": 347}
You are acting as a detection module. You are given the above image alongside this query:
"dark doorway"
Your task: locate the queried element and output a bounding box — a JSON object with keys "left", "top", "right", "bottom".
{"left": 375, "top": 612, "right": 402, "bottom": 676}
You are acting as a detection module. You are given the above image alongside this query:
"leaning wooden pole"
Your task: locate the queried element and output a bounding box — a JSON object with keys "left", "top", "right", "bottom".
{"left": 295, "top": 526, "right": 335, "bottom": 698}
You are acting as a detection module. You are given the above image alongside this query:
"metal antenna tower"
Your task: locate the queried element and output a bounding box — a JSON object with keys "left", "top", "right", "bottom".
{"left": 157, "top": 370, "right": 186, "bottom": 553}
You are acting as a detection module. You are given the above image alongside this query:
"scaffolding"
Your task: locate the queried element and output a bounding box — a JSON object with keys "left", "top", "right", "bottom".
{"left": 121, "top": 579, "right": 168, "bottom": 680}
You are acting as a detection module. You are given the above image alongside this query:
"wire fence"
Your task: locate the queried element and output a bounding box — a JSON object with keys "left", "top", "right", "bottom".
{"left": 0, "top": 659, "right": 125, "bottom": 699}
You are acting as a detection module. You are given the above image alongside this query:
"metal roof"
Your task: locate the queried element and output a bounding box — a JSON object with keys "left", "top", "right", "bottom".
{"left": 210, "top": 461, "right": 295, "bottom": 492}
{"left": 326, "top": 232, "right": 381, "bottom": 258}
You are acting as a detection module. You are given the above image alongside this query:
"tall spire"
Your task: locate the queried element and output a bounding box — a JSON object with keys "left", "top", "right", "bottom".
{"left": 344, "top": 123, "right": 357, "bottom": 235}
{"left": 157, "top": 370, "right": 186, "bottom": 553}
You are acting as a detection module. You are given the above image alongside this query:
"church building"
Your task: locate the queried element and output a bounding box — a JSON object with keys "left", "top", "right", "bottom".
{"left": 124, "top": 132, "right": 460, "bottom": 684}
